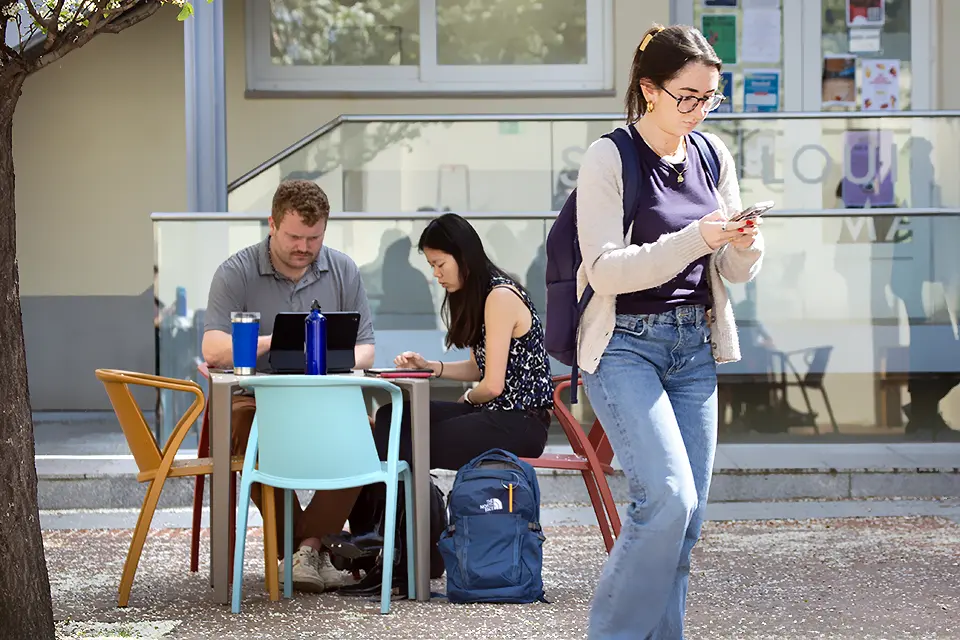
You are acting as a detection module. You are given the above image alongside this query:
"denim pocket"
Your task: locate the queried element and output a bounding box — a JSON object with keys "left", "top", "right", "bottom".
{"left": 614, "top": 315, "right": 648, "bottom": 339}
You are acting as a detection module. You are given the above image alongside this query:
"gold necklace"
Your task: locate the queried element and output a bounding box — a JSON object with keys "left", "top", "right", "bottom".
{"left": 640, "top": 128, "right": 687, "bottom": 183}
{"left": 666, "top": 155, "right": 687, "bottom": 183}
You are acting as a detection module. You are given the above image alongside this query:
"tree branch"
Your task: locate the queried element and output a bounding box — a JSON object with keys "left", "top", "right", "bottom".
{"left": 20, "top": 0, "right": 46, "bottom": 34}
{"left": 25, "top": 0, "right": 162, "bottom": 71}
{"left": 1, "top": 14, "right": 12, "bottom": 60}
{"left": 83, "top": 0, "right": 119, "bottom": 37}
{"left": 101, "top": 2, "right": 162, "bottom": 34}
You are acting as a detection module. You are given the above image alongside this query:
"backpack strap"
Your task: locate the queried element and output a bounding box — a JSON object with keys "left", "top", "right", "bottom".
{"left": 569, "top": 127, "right": 641, "bottom": 404}
{"left": 603, "top": 127, "right": 643, "bottom": 237}
{"left": 688, "top": 130, "right": 721, "bottom": 188}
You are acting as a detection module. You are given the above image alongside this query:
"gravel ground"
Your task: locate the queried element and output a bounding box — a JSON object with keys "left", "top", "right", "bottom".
{"left": 45, "top": 517, "right": 960, "bottom": 640}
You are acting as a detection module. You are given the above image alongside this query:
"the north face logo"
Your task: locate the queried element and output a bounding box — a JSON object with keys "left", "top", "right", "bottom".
{"left": 480, "top": 498, "right": 503, "bottom": 513}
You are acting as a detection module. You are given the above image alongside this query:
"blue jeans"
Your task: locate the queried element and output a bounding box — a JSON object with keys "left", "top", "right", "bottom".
{"left": 583, "top": 305, "right": 718, "bottom": 640}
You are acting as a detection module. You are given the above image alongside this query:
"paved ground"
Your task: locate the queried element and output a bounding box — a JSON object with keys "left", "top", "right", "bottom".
{"left": 48, "top": 514, "right": 960, "bottom": 639}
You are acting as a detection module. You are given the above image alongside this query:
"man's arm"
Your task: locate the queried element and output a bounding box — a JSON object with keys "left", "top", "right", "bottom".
{"left": 201, "top": 261, "right": 252, "bottom": 369}
{"left": 354, "top": 343, "right": 375, "bottom": 370}
{"left": 202, "top": 330, "right": 271, "bottom": 370}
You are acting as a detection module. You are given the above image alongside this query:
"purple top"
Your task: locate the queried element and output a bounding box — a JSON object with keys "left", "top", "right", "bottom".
{"left": 615, "top": 126, "right": 717, "bottom": 315}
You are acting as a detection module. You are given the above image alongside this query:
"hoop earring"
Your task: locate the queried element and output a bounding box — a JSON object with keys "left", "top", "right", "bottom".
{"left": 648, "top": 101, "right": 655, "bottom": 114}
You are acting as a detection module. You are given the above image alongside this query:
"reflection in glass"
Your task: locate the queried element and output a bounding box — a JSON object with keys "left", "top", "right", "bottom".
{"left": 436, "top": 0, "right": 587, "bottom": 65}
{"left": 157, "top": 210, "right": 960, "bottom": 443}
{"left": 229, "top": 115, "right": 960, "bottom": 217}
{"left": 270, "top": 0, "right": 419, "bottom": 66}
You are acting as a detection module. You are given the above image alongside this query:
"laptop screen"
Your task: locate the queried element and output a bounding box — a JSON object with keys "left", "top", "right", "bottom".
{"left": 270, "top": 311, "right": 360, "bottom": 352}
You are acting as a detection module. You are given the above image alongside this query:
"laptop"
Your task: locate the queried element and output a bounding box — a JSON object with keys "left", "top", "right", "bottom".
{"left": 267, "top": 311, "right": 361, "bottom": 374}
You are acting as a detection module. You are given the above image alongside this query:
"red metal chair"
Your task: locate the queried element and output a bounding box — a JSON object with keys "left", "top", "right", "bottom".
{"left": 190, "top": 362, "right": 238, "bottom": 576}
{"left": 520, "top": 375, "right": 622, "bottom": 553}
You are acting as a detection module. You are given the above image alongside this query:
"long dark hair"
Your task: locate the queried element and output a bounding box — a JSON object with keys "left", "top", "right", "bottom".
{"left": 625, "top": 24, "right": 722, "bottom": 123}
{"left": 418, "top": 213, "right": 518, "bottom": 350}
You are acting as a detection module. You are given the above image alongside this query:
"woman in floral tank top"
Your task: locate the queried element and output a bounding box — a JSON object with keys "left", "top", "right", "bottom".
{"left": 373, "top": 213, "right": 553, "bottom": 470}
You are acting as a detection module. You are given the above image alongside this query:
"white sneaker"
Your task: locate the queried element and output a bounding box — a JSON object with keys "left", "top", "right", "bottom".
{"left": 278, "top": 547, "right": 352, "bottom": 592}
{"left": 283, "top": 546, "right": 326, "bottom": 593}
{"left": 315, "top": 550, "right": 354, "bottom": 590}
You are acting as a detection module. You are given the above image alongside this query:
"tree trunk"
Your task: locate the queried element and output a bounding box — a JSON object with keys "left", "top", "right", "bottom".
{"left": 0, "top": 70, "right": 56, "bottom": 640}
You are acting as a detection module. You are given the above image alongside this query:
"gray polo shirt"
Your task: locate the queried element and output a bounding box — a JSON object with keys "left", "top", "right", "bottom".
{"left": 204, "top": 238, "right": 374, "bottom": 368}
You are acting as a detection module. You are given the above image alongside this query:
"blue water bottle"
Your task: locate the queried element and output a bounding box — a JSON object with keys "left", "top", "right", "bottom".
{"left": 305, "top": 299, "right": 327, "bottom": 375}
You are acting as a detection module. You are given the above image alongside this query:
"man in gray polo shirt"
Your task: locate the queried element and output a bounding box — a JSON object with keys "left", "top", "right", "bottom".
{"left": 202, "top": 179, "right": 374, "bottom": 593}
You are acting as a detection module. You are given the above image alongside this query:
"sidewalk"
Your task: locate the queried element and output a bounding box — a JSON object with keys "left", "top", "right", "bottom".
{"left": 47, "top": 502, "right": 960, "bottom": 639}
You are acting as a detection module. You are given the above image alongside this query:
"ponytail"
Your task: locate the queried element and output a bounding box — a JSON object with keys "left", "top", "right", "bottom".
{"left": 625, "top": 25, "right": 665, "bottom": 123}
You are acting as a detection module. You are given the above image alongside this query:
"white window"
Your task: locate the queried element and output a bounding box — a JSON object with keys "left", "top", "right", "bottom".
{"left": 247, "top": 0, "right": 613, "bottom": 94}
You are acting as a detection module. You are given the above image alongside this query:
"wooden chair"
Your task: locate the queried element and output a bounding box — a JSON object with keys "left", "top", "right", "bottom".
{"left": 520, "top": 375, "right": 622, "bottom": 553}
{"left": 94, "top": 369, "right": 243, "bottom": 607}
{"left": 190, "top": 363, "right": 239, "bottom": 577}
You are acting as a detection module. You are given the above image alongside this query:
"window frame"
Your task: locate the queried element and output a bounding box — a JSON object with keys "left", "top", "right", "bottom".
{"left": 245, "top": 0, "right": 614, "bottom": 95}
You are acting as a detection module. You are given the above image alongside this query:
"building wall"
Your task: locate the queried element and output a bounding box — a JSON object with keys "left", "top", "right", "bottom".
{"left": 15, "top": 5, "right": 186, "bottom": 409}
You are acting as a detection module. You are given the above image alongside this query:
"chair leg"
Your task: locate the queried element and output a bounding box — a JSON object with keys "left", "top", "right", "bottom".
{"left": 796, "top": 384, "right": 819, "bottom": 433}
{"left": 191, "top": 407, "right": 211, "bottom": 573}
{"left": 283, "top": 489, "right": 293, "bottom": 599}
{"left": 821, "top": 388, "right": 840, "bottom": 434}
{"left": 118, "top": 476, "right": 166, "bottom": 607}
{"left": 262, "top": 485, "right": 280, "bottom": 602}
{"left": 231, "top": 478, "right": 254, "bottom": 614}
{"left": 380, "top": 478, "right": 401, "bottom": 614}
{"left": 402, "top": 471, "right": 416, "bottom": 602}
{"left": 228, "top": 471, "right": 237, "bottom": 585}
{"left": 190, "top": 475, "right": 205, "bottom": 573}
{"left": 594, "top": 468, "right": 622, "bottom": 540}
{"left": 580, "top": 470, "right": 614, "bottom": 554}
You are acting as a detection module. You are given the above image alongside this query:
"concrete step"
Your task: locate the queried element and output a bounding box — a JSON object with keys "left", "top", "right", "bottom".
{"left": 36, "top": 444, "right": 960, "bottom": 511}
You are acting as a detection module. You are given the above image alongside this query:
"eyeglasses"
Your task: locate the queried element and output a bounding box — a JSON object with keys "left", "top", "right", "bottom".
{"left": 660, "top": 86, "right": 726, "bottom": 114}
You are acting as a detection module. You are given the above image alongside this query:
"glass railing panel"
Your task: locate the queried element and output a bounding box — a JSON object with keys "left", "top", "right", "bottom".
{"left": 227, "top": 114, "right": 960, "bottom": 216}
{"left": 155, "top": 211, "right": 960, "bottom": 444}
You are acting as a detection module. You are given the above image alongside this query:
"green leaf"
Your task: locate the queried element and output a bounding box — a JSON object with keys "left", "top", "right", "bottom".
{"left": 177, "top": 3, "right": 195, "bottom": 21}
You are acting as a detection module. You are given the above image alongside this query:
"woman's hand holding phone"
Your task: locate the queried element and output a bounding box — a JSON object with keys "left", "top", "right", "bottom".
{"left": 723, "top": 201, "right": 770, "bottom": 249}
{"left": 699, "top": 210, "right": 744, "bottom": 249}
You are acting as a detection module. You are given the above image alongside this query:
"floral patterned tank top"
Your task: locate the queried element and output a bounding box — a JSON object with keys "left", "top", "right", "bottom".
{"left": 473, "top": 275, "right": 553, "bottom": 411}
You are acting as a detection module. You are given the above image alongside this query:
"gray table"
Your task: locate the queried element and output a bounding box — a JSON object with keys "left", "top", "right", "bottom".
{"left": 207, "top": 372, "right": 432, "bottom": 603}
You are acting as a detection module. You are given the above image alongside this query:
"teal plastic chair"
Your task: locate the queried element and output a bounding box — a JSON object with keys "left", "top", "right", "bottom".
{"left": 230, "top": 375, "right": 415, "bottom": 614}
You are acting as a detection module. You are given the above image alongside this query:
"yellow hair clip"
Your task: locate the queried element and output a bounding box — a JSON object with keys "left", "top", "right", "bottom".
{"left": 639, "top": 26, "right": 665, "bottom": 52}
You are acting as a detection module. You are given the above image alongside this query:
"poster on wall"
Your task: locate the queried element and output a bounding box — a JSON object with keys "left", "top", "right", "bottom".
{"left": 848, "top": 28, "right": 881, "bottom": 53}
{"left": 741, "top": 4, "right": 781, "bottom": 63}
{"left": 846, "top": 0, "right": 885, "bottom": 27}
{"left": 701, "top": 14, "right": 738, "bottom": 65}
{"left": 717, "top": 71, "right": 734, "bottom": 112}
{"left": 822, "top": 54, "right": 857, "bottom": 108}
{"left": 861, "top": 59, "right": 900, "bottom": 110}
{"left": 744, "top": 69, "right": 780, "bottom": 112}
{"left": 841, "top": 130, "right": 895, "bottom": 208}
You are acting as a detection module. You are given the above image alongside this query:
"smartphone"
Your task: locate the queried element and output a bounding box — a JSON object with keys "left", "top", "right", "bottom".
{"left": 729, "top": 200, "right": 775, "bottom": 223}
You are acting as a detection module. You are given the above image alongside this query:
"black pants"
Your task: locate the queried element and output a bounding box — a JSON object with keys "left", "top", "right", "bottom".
{"left": 373, "top": 400, "right": 550, "bottom": 471}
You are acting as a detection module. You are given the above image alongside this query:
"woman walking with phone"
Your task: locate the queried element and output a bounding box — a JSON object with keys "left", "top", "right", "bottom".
{"left": 575, "top": 24, "right": 765, "bottom": 639}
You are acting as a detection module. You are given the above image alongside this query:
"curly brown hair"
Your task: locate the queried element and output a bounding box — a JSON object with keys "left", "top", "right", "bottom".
{"left": 271, "top": 180, "right": 330, "bottom": 227}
